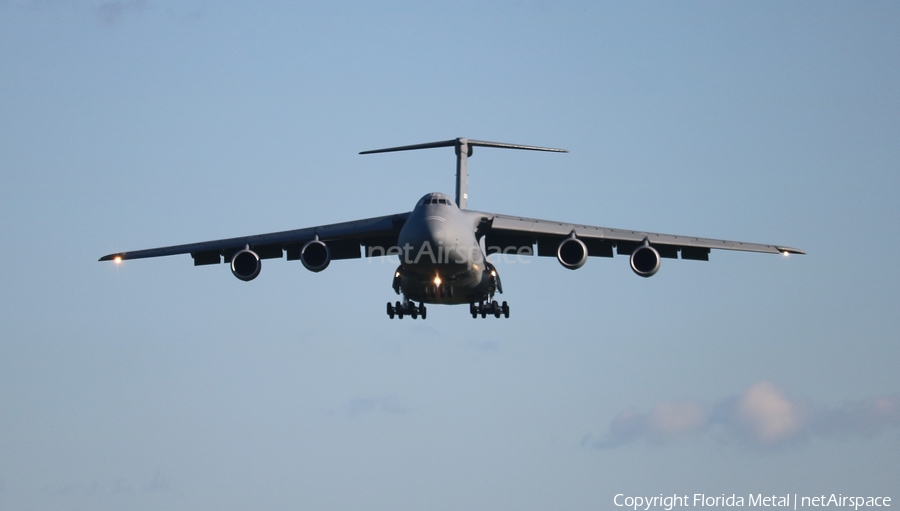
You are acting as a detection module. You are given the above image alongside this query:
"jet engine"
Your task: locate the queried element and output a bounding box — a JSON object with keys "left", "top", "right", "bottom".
{"left": 630, "top": 243, "right": 660, "bottom": 277}
{"left": 300, "top": 239, "right": 331, "bottom": 272}
{"left": 231, "top": 248, "right": 261, "bottom": 281}
{"left": 557, "top": 236, "right": 588, "bottom": 270}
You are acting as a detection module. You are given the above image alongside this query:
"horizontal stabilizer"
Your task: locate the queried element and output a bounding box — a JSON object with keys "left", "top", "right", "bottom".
{"left": 360, "top": 137, "right": 567, "bottom": 209}
{"left": 360, "top": 138, "right": 567, "bottom": 155}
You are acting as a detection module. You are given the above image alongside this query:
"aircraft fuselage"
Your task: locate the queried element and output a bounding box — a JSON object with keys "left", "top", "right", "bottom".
{"left": 394, "top": 193, "right": 497, "bottom": 305}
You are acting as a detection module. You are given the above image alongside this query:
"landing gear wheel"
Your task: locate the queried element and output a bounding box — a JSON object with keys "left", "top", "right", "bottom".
{"left": 419, "top": 303, "right": 427, "bottom": 319}
{"left": 387, "top": 302, "right": 395, "bottom": 319}
{"left": 470, "top": 303, "right": 478, "bottom": 319}
{"left": 395, "top": 301, "right": 404, "bottom": 319}
{"left": 501, "top": 301, "right": 509, "bottom": 318}
{"left": 480, "top": 301, "right": 487, "bottom": 319}
{"left": 492, "top": 300, "right": 501, "bottom": 318}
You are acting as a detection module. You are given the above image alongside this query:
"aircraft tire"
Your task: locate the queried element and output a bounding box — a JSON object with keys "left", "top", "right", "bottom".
{"left": 387, "top": 302, "right": 395, "bottom": 319}
{"left": 502, "top": 301, "right": 509, "bottom": 319}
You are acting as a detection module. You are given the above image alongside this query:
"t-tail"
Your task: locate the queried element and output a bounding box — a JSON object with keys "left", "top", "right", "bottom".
{"left": 360, "top": 138, "right": 567, "bottom": 209}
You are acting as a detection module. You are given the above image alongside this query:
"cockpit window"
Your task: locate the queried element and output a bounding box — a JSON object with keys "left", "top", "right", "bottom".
{"left": 421, "top": 196, "right": 453, "bottom": 206}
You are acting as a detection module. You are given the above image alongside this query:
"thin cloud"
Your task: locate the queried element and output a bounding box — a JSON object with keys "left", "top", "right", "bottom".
{"left": 143, "top": 471, "right": 171, "bottom": 493}
{"left": 593, "top": 401, "right": 708, "bottom": 448}
{"left": 714, "top": 381, "right": 812, "bottom": 445}
{"left": 95, "top": 0, "right": 146, "bottom": 25}
{"left": 811, "top": 394, "right": 900, "bottom": 438}
{"left": 5, "top": 1, "right": 202, "bottom": 25}
{"left": 591, "top": 381, "right": 900, "bottom": 449}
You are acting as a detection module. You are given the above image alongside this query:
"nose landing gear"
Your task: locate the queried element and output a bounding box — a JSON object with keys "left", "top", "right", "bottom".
{"left": 470, "top": 300, "right": 509, "bottom": 319}
{"left": 387, "top": 300, "right": 427, "bottom": 320}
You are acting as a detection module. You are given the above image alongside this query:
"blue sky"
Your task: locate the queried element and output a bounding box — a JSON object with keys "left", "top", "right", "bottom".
{"left": 1, "top": 1, "right": 898, "bottom": 510}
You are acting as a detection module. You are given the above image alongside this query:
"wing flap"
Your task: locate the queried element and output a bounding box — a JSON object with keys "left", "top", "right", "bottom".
{"left": 254, "top": 244, "right": 286, "bottom": 260}
{"left": 484, "top": 232, "right": 534, "bottom": 256}
{"left": 328, "top": 239, "right": 362, "bottom": 260}
{"left": 363, "top": 236, "right": 402, "bottom": 258}
{"left": 681, "top": 246, "right": 710, "bottom": 261}
{"left": 191, "top": 251, "right": 221, "bottom": 266}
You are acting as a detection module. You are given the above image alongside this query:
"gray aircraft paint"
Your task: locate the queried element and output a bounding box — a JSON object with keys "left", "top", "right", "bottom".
{"left": 100, "top": 138, "right": 803, "bottom": 318}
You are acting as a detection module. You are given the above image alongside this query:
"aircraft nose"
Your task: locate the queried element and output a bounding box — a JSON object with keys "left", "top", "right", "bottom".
{"left": 424, "top": 216, "right": 448, "bottom": 244}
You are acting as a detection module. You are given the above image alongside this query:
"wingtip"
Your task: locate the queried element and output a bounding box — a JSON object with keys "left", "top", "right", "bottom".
{"left": 776, "top": 246, "right": 805, "bottom": 255}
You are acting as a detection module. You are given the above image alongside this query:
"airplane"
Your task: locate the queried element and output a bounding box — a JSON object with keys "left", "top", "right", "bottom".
{"left": 100, "top": 137, "right": 804, "bottom": 320}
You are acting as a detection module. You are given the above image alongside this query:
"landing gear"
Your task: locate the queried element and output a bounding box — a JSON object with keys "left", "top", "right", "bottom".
{"left": 387, "top": 300, "right": 427, "bottom": 320}
{"left": 470, "top": 300, "right": 509, "bottom": 319}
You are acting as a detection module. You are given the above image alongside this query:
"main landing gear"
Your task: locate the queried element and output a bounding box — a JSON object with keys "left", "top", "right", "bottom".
{"left": 470, "top": 300, "right": 509, "bottom": 319}
{"left": 387, "top": 301, "right": 426, "bottom": 320}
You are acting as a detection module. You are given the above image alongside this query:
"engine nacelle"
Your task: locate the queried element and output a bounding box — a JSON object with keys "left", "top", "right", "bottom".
{"left": 231, "top": 248, "right": 261, "bottom": 281}
{"left": 630, "top": 243, "right": 660, "bottom": 277}
{"left": 300, "top": 239, "right": 330, "bottom": 272}
{"left": 557, "top": 236, "right": 588, "bottom": 270}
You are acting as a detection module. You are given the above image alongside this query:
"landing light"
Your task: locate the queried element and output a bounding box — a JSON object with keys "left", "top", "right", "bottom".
{"left": 434, "top": 276, "right": 442, "bottom": 286}
{"left": 782, "top": 251, "right": 789, "bottom": 257}
{"left": 114, "top": 256, "right": 123, "bottom": 264}
{"left": 491, "top": 270, "right": 496, "bottom": 277}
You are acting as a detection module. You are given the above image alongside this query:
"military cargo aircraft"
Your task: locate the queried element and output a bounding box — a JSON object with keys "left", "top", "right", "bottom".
{"left": 100, "top": 138, "right": 803, "bottom": 319}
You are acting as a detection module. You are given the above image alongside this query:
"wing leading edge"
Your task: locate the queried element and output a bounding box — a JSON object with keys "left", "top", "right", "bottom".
{"left": 474, "top": 211, "right": 804, "bottom": 261}
{"left": 100, "top": 212, "right": 411, "bottom": 265}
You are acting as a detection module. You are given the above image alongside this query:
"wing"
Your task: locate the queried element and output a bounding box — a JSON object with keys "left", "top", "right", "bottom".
{"left": 100, "top": 212, "right": 411, "bottom": 265}
{"left": 472, "top": 211, "right": 804, "bottom": 261}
